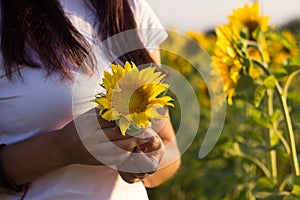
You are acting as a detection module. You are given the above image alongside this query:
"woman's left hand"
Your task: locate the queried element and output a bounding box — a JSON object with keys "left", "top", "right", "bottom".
{"left": 117, "top": 132, "right": 165, "bottom": 183}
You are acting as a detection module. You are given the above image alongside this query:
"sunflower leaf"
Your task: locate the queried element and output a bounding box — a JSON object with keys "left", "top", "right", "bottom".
{"left": 253, "top": 85, "right": 266, "bottom": 107}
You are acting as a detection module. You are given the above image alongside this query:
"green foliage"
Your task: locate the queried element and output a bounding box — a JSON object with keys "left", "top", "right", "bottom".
{"left": 147, "top": 17, "right": 300, "bottom": 200}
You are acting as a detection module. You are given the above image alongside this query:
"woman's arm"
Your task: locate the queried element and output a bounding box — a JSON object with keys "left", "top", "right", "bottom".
{"left": 1, "top": 128, "right": 74, "bottom": 186}
{"left": 142, "top": 114, "right": 181, "bottom": 188}
{"left": 0, "top": 110, "right": 148, "bottom": 187}
{"left": 142, "top": 50, "right": 181, "bottom": 187}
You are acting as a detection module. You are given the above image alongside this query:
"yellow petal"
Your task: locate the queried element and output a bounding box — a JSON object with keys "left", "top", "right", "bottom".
{"left": 151, "top": 84, "right": 168, "bottom": 97}
{"left": 130, "top": 112, "right": 149, "bottom": 127}
{"left": 94, "top": 97, "right": 110, "bottom": 108}
{"left": 148, "top": 107, "right": 166, "bottom": 119}
{"left": 150, "top": 96, "right": 174, "bottom": 107}
{"left": 119, "top": 116, "right": 131, "bottom": 135}
{"left": 102, "top": 109, "right": 114, "bottom": 121}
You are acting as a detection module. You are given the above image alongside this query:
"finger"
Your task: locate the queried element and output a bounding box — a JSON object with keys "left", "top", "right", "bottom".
{"left": 97, "top": 118, "right": 116, "bottom": 129}
{"left": 112, "top": 136, "right": 151, "bottom": 151}
{"left": 118, "top": 171, "right": 141, "bottom": 184}
{"left": 95, "top": 114, "right": 116, "bottom": 129}
{"left": 132, "top": 172, "right": 148, "bottom": 179}
{"left": 119, "top": 151, "right": 159, "bottom": 174}
{"left": 80, "top": 108, "right": 117, "bottom": 131}
{"left": 87, "top": 134, "right": 149, "bottom": 158}
{"left": 138, "top": 135, "right": 163, "bottom": 153}
{"left": 117, "top": 157, "right": 148, "bottom": 179}
{"left": 132, "top": 152, "right": 159, "bottom": 174}
{"left": 79, "top": 139, "right": 131, "bottom": 165}
{"left": 101, "top": 127, "right": 132, "bottom": 141}
{"left": 94, "top": 151, "right": 131, "bottom": 165}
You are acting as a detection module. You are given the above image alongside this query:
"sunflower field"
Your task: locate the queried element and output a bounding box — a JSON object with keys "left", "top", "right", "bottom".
{"left": 148, "top": 2, "right": 300, "bottom": 200}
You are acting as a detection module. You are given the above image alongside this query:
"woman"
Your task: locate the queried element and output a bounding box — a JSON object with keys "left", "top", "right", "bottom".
{"left": 0, "top": 0, "right": 180, "bottom": 199}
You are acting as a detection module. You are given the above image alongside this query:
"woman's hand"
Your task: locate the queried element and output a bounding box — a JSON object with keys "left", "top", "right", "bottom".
{"left": 116, "top": 130, "right": 165, "bottom": 183}
{"left": 60, "top": 109, "right": 151, "bottom": 166}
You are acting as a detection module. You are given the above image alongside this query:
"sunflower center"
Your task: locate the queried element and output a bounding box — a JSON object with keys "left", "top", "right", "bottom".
{"left": 245, "top": 20, "right": 259, "bottom": 38}
{"left": 111, "top": 85, "right": 150, "bottom": 115}
{"left": 129, "top": 86, "right": 149, "bottom": 114}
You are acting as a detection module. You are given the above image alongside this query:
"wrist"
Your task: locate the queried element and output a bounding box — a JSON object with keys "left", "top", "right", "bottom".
{"left": 56, "top": 123, "right": 79, "bottom": 165}
{"left": 58, "top": 122, "right": 101, "bottom": 166}
{"left": 0, "top": 144, "right": 26, "bottom": 192}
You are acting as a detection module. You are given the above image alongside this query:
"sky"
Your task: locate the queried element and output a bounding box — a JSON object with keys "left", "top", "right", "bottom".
{"left": 146, "top": 0, "right": 300, "bottom": 32}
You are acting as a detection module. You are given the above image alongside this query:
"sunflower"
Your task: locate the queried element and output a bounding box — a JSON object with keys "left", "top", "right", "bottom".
{"left": 94, "top": 61, "right": 173, "bottom": 135}
{"left": 228, "top": 2, "right": 269, "bottom": 36}
{"left": 268, "top": 30, "right": 298, "bottom": 65}
{"left": 186, "top": 31, "right": 217, "bottom": 54}
{"left": 212, "top": 24, "right": 244, "bottom": 105}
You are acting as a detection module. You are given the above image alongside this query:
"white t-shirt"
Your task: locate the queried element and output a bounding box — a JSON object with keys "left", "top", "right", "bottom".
{"left": 0, "top": 0, "right": 167, "bottom": 199}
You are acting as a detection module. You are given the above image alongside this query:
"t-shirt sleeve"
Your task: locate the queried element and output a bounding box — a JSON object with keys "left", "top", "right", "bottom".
{"left": 129, "top": 0, "right": 168, "bottom": 52}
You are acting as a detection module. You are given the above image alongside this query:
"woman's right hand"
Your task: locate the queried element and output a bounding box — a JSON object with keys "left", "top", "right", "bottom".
{"left": 60, "top": 109, "right": 151, "bottom": 166}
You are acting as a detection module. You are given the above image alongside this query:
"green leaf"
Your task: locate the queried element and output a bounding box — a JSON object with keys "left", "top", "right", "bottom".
{"left": 240, "top": 26, "right": 249, "bottom": 39}
{"left": 284, "top": 195, "right": 299, "bottom": 200}
{"left": 284, "top": 65, "right": 300, "bottom": 75}
{"left": 254, "top": 85, "right": 266, "bottom": 107}
{"left": 292, "top": 184, "right": 300, "bottom": 196}
{"left": 254, "top": 191, "right": 289, "bottom": 200}
{"left": 235, "top": 74, "right": 257, "bottom": 103}
{"left": 270, "top": 109, "right": 282, "bottom": 124}
{"left": 288, "top": 92, "right": 300, "bottom": 103}
{"left": 272, "top": 67, "right": 288, "bottom": 78}
{"left": 268, "top": 32, "right": 296, "bottom": 50}
{"left": 255, "top": 177, "right": 277, "bottom": 191}
{"left": 252, "top": 27, "right": 262, "bottom": 41}
{"left": 294, "top": 176, "right": 300, "bottom": 185}
{"left": 263, "top": 76, "right": 276, "bottom": 89}
{"left": 271, "top": 133, "right": 280, "bottom": 147}
{"left": 240, "top": 56, "right": 251, "bottom": 73}
{"left": 247, "top": 108, "right": 273, "bottom": 129}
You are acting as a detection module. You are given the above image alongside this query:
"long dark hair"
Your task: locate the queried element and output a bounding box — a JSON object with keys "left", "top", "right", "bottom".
{"left": 0, "top": 0, "right": 155, "bottom": 79}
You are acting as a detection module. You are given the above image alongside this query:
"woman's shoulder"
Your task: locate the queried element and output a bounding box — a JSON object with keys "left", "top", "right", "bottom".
{"left": 128, "top": 0, "right": 164, "bottom": 29}
{"left": 128, "top": 0, "right": 154, "bottom": 15}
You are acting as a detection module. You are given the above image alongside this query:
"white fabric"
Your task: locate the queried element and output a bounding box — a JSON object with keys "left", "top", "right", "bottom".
{"left": 0, "top": 0, "right": 167, "bottom": 199}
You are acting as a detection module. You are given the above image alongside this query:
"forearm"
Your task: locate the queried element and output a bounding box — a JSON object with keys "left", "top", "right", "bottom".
{"left": 0, "top": 114, "right": 146, "bottom": 187}
{"left": 142, "top": 139, "right": 181, "bottom": 188}
{"left": 143, "top": 157, "right": 180, "bottom": 188}
{"left": 1, "top": 129, "right": 71, "bottom": 186}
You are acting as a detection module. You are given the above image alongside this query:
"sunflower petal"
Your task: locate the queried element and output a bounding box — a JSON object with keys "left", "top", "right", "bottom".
{"left": 102, "top": 109, "right": 114, "bottom": 121}
{"left": 94, "top": 97, "right": 110, "bottom": 108}
{"left": 119, "top": 116, "right": 131, "bottom": 135}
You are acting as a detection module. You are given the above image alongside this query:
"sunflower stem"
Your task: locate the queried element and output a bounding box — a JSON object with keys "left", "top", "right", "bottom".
{"left": 237, "top": 151, "right": 272, "bottom": 178}
{"left": 267, "top": 89, "right": 278, "bottom": 183}
{"left": 282, "top": 69, "right": 300, "bottom": 98}
{"left": 252, "top": 58, "right": 299, "bottom": 176}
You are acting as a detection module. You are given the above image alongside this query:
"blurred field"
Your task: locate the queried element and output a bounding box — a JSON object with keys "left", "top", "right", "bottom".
{"left": 147, "top": 18, "right": 300, "bottom": 200}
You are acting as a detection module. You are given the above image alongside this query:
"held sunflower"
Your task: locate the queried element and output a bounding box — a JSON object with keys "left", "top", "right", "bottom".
{"left": 94, "top": 61, "right": 174, "bottom": 135}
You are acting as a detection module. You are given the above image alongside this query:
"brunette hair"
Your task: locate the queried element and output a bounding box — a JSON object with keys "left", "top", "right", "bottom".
{"left": 0, "top": 0, "right": 155, "bottom": 79}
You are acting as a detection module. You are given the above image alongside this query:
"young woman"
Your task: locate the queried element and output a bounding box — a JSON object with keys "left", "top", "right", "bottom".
{"left": 0, "top": 0, "right": 180, "bottom": 199}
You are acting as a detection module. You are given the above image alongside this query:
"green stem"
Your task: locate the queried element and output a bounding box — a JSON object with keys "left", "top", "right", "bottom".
{"left": 267, "top": 89, "right": 278, "bottom": 182}
{"left": 238, "top": 152, "right": 272, "bottom": 178}
{"left": 279, "top": 174, "right": 293, "bottom": 191}
{"left": 282, "top": 69, "right": 300, "bottom": 98}
{"left": 275, "top": 129, "right": 291, "bottom": 155}
{"left": 278, "top": 93, "right": 299, "bottom": 176}
{"left": 252, "top": 58, "right": 299, "bottom": 176}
